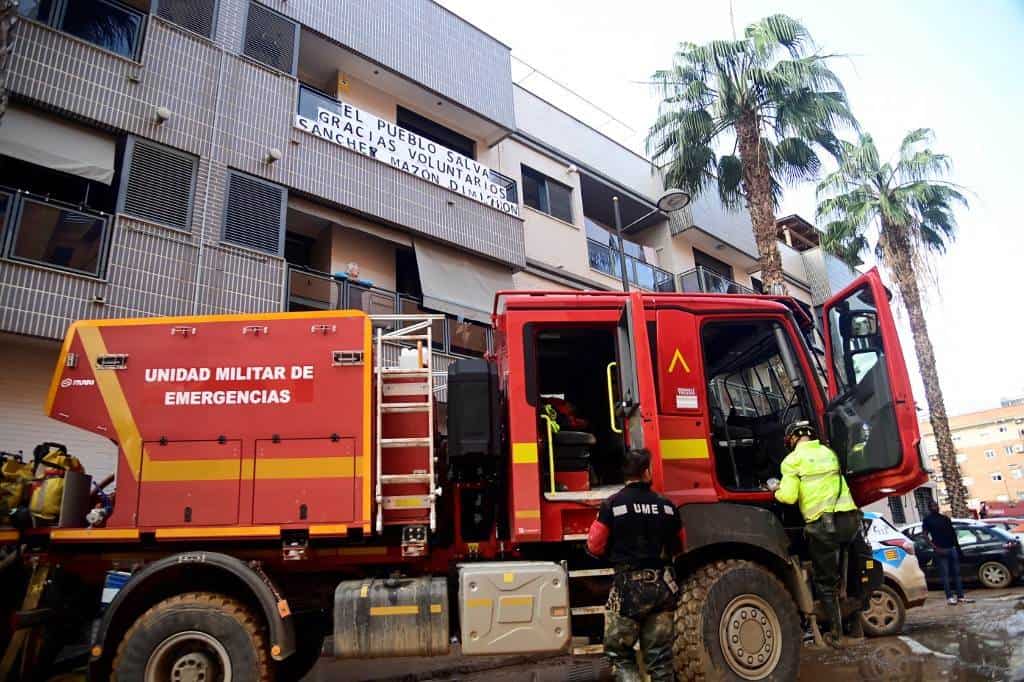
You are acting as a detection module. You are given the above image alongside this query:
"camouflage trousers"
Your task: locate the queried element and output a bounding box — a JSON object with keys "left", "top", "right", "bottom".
{"left": 604, "top": 569, "right": 677, "bottom": 682}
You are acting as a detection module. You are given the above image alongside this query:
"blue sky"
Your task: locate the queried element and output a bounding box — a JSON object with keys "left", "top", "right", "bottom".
{"left": 439, "top": 0, "right": 1024, "bottom": 415}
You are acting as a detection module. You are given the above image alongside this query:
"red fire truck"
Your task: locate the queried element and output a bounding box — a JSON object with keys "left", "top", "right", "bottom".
{"left": 1, "top": 268, "right": 925, "bottom": 681}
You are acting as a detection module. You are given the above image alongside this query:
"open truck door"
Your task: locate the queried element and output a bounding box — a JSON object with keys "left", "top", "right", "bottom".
{"left": 822, "top": 267, "right": 927, "bottom": 505}
{"left": 613, "top": 292, "right": 662, "bottom": 484}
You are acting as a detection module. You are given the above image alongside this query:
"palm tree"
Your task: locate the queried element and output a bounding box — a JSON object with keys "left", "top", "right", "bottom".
{"left": 0, "top": 0, "right": 17, "bottom": 121}
{"left": 817, "top": 129, "right": 969, "bottom": 517}
{"left": 647, "top": 14, "right": 856, "bottom": 293}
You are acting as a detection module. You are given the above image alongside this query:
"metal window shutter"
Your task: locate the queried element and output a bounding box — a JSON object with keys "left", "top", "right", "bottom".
{"left": 156, "top": 0, "right": 217, "bottom": 39}
{"left": 244, "top": 2, "right": 296, "bottom": 74}
{"left": 223, "top": 172, "right": 284, "bottom": 255}
{"left": 123, "top": 139, "right": 196, "bottom": 231}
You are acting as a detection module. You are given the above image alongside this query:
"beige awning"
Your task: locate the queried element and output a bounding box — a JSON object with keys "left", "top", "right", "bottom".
{"left": 414, "top": 239, "right": 514, "bottom": 324}
{"left": 0, "top": 105, "right": 117, "bottom": 184}
{"left": 288, "top": 196, "right": 412, "bottom": 246}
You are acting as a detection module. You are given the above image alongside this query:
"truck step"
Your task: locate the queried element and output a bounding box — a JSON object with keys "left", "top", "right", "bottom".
{"left": 570, "top": 605, "right": 605, "bottom": 616}
{"left": 382, "top": 382, "right": 430, "bottom": 397}
{"left": 380, "top": 437, "right": 431, "bottom": 448}
{"left": 378, "top": 368, "right": 431, "bottom": 377}
{"left": 568, "top": 568, "right": 614, "bottom": 578}
{"left": 380, "top": 402, "right": 430, "bottom": 413}
{"left": 562, "top": 533, "right": 588, "bottom": 542}
{"left": 380, "top": 473, "right": 432, "bottom": 484}
{"left": 572, "top": 644, "right": 604, "bottom": 656}
{"left": 381, "top": 495, "right": 433, "bottom": 510}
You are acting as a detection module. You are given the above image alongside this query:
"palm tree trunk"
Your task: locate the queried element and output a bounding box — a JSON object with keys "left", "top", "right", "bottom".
{"left": 735, "top": 114, "right": 786, "bottom": 294}
{"left": 879, "top": 223, "right": 969, "bottom": 517}
{"left": 0, "top": 0, "right": 16, "bottom": 121}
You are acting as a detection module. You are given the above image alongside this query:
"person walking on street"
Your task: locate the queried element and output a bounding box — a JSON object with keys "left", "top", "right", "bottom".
{"left": 587, "top": 449, "right": 685, "bottom": 682}
{"left": 769, "top": 420, "right": 866, "bottom": 648}
{"left": 922, "top": 500, "right": 974, "bottom": 605}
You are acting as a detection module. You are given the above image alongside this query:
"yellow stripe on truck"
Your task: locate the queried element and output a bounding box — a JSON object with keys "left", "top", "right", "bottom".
{"left": 370, "top": 605, "right": 419, "bottom": 616}
{"left": 512, "top": 442, "right": 538, "bottom": 464}
{"left": 660, "top": 438, "right": 710, "bottom": 460}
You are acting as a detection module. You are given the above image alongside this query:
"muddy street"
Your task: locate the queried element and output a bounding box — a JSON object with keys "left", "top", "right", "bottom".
{"left": 306, "top": 588, "right": 1024, "bottom": 681}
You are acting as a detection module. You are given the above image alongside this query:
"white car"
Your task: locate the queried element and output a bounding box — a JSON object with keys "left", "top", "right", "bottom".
{"left": 983, "top": 518, "right": 1024, "bottom": 544}
{"left": 861, "top": 511, "right": 928, "bottom": 636}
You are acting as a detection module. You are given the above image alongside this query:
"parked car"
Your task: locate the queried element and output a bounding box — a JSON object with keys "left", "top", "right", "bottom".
{"left": 982, "top": 517, "right": 1024, "bottom": 544}
{"left": 903, "top": 519, "right": 1024, "bottom": 589}
{"left": 861, "top": 512, "right": 928, "bottom": 636}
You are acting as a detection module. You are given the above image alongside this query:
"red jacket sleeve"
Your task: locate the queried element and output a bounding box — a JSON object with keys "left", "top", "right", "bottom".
{"left": 587, "top": 519, "right": 610, "bottom": 557}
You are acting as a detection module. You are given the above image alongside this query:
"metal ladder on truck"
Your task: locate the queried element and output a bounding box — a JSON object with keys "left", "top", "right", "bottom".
{"left": 372, "top": 315, "right": 445, "bottom": 534}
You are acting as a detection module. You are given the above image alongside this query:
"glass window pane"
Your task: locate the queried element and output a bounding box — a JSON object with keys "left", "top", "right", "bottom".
{"left": 587, "top": 241, "right": 613, "bottom": 275}
{"left": 0, "top": 192, "right": 10, "bottom": 233}
{"left": 298, "top": 86, "right": 341, "bottom": 122}
{"left": 61, "top": 0, "right": 143, "bottom": 59}
{"left": 17, "top": 0, "right": 54, "bottom": 22}
{"left": 633, "top": 260, "right": 656, "bottom": 289}
{"left": 13, "top": 199, "right": 106, "bottom": 275}
{"left": 584, "top": 217, "right": 616, "bottom": 246}
{"left": 521, "top": 167, "right": 544, "bottom": 212}
{"left": 547, "top": 181, "right": 572, "bottom": 223}
{"left": 622, "top": 239, "right": 644, "bottom": 260}
{"left": 450, "top": 320, "right": 487, "bottom": 356}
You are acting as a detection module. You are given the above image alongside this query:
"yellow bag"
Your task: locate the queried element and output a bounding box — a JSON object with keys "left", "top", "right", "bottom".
{"left": 28, "top": 448, "right": 84, "bottom": 524}
{"left": 1, "top": 457, "right": 34, "bottom": 518}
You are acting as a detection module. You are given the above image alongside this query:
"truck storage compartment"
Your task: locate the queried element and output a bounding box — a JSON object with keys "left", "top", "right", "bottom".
{"left": 138, "top": 440, "right": 241, "bottom": 527}
{"left": 253, "top": 437, "right": 356, "bottom": 524}
{"left": 332, "top": 576, "right": 449, "bottom": 658}
{"left": 458, "top": 561, "right": 570, "bottom": 655}
{"left": 446, "top": 358, "right": 499, "bottom": 459}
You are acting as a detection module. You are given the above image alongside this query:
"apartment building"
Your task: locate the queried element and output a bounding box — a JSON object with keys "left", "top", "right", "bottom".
{"left": 923, "top": 404, "right": 1024, "bottom": 513}
{"left": 0, "top": 0, "right": 850, "bottom": 479}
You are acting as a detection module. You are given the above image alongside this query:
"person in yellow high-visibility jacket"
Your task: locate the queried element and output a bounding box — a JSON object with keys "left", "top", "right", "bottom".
{"left": 769, "top": 420, "right": 863, "bottom": 648}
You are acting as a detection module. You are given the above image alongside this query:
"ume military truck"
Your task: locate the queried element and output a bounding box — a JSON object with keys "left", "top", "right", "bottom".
{"left": 1, "top": 268, "right": 926, "bottom": 680}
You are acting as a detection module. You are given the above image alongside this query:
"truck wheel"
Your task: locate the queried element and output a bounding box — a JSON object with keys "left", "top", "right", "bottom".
{"left": 978, "top": 561, "right": 1012, "bottom": 589}
{"left": 673, "top": 559, "right": 800, "bottom": 681}
{"left": 860, "top": 584, "right": 905, "bottom": 637}
{"left": 112, "top": 592, "right": 272, "bottom": 682}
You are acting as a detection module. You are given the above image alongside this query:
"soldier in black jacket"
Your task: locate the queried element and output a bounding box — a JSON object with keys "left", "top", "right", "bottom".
{"left": 587, "top": 449, "right": 684, "bottom": 682}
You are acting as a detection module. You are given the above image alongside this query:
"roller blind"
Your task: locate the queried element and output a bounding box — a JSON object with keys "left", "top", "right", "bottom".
{"left": 414, "top": 239, "right": 514, "bottom": 324}
{"left": 0, "top": 105, "right": 116, "bottom": 184}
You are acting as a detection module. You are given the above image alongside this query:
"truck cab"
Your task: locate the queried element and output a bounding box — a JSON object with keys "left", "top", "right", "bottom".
{"left": 493, "top": 267, "right": 925, "bottom": 545}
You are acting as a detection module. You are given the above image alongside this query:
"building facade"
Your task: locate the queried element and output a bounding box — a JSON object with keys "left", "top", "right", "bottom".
{"left": 923, "top": 405, "right": 1024, "bottom": 513}
{"left": 0, "top": 0, "right": 849, "bottom": 479}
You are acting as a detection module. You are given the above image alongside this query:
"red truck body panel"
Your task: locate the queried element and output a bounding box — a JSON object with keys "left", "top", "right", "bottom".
{"left": 45, "top": 311, "right": 372, "bottom": 537}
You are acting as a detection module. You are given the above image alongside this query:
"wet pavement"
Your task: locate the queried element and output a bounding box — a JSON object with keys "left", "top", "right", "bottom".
{"left": 308, "top": 587, "right": 1024, "bottom": 681}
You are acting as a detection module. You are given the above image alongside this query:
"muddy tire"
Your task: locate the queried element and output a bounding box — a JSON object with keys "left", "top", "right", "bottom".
{"left": 112, "top": 592, "right": 273, "bottom": 682}
{"left": 978, "top": 561, "right": 1012, "bottom": 589}
{"left": 860, "top": 584, "right": 905, "bottom": 637}
{"left": 673, "top": 559, "right": 800, "bottom": 681}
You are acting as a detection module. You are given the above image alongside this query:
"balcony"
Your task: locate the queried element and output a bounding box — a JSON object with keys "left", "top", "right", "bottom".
{"left": 286, "top": 265, "right": 491, "bottom": 359}
{"left": 0, "top": 186, "right": 113, "bottom": 278}
{"left": 584, "top": 218, "right": 674, "bottom": 291}
{"left": 678, "top": 266, "right": 755, "bottom": 295}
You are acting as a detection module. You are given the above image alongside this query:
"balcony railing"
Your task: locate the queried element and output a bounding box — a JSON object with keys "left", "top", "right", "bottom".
{"left": 678, "top": 266, "right": 755, "bottom": 295}
{"left": 0, "top": 186, "right": 112, "bottom": 278}
{"left": 586, "top": 239, "right": 675, "bottom": 292}
{"left": 286, "top": 265, "right": 491, "bottom": 358}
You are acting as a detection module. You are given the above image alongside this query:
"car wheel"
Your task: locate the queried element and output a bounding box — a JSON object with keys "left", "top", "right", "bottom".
{"left": 860, "top": 584, "right": 906, "bottom": 637}
{"left": 978, "top": 561, "right": 1012, "bottom": 589}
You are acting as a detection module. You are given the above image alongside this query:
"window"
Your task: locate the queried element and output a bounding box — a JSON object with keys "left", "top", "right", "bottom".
{"left": 991, "top": 472, "right": 1004, "bottom": 482}
{"left": 1006, "top": 446, "right": 1015, "bottom": 456}
{"left": 913, "top": 487, "right": 934, "bottom": 519}
{"left": 521, "top": 165, "right": 572, "bottom": 223}
{"left": 396, "top": 107, "right": 475, "bottom": 160}
{"left": 1, "top": 143, "right": 118, "bottom": 278}
{"left": 155, "top": 0, "right": 218, "bottom": 39}
{"left": 243, "top": 1, "right": 298, "bottom": 74}
{"left": 222, "top": 171, "right": 286, "bottom": 255}
{"left": 888, "top": 496, "right": 906, "bottom": 525}
{"left": 985, "top": 449, "right": 996, "bottom": 459}
{"left": 22, "top": 0, "right": 146, "bottom": 60}
{"left": 702, "top": 319, "right": 812, "bottom": 490}
{"left": 999, "top": 426, "right": 1008, "bottom": 433}
{"left": 955, "top": 528, "right": 979, "bottom": 546}
{"left": 119, "top": 138, "right": 197, "bottom": 232}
